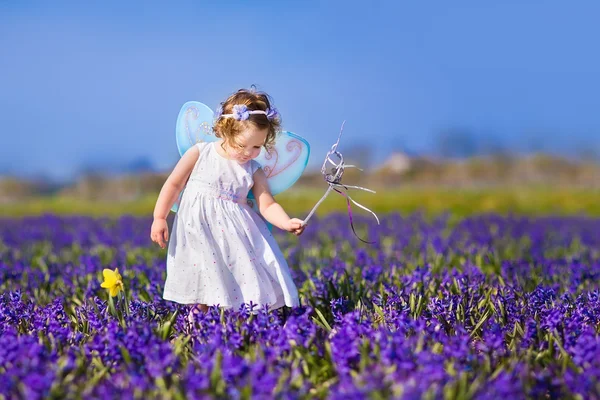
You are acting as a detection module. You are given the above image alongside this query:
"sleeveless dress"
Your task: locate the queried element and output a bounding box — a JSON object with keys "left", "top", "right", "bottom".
{"left": 163, "top": 141, "right": 300, "bottom": 310}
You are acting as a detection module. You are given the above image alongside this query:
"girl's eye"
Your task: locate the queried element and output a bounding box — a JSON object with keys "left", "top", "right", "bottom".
{"left": 253, "top": 146, "right": 261, "bottom": 149}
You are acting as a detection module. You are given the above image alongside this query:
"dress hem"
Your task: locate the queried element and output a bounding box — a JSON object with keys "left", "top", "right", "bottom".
{"left": 162, "top": 291, "right": 299, "bottom": 310}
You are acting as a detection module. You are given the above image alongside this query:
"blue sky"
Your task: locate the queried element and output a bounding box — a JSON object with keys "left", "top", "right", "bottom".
{"left": 1, "top": 1, "right": 599, "bottom": 181}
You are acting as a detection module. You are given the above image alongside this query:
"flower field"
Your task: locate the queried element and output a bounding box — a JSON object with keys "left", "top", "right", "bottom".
{"left": 1, "top": 213, "right": 599, "bottom": 399}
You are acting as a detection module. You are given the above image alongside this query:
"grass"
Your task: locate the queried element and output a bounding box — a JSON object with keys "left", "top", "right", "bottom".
{"left": 1, "top": 186, "right": 599, "bottom": 218}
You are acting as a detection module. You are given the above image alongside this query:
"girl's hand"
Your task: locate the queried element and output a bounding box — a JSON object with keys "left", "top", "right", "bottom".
{"left": 151, "top": 218, "right": 169, "bottom": 249}
{"left": 284, "top": 218, "right": 306, "bottom": 236}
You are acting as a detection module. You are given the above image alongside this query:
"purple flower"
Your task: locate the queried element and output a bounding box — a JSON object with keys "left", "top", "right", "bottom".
{"left": 266, "top": 107, "right": 279, "bottom": 120}
{"left": 2, "top": 213, "right": 600, "bottom": 398}
{"left": 232, "top": 104, "right": 250, "bottom": 120}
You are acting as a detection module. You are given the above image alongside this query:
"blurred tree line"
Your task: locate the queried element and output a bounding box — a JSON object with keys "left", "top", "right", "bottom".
{"left": 1, "top": 129, "right": 598, "bottom": 203}
{"left": 2, "top": 152, "right": 599, "bottom": 203}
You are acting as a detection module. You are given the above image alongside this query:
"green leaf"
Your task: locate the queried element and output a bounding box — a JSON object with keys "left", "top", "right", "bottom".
{"left": 120, "top": 346, "right": 132, "bottom": 364}
{"left": 314, "top": 308, "right": 332, "bottom": 332}
{"left": 469, "top": 310, "right": 491, "bottom": 338}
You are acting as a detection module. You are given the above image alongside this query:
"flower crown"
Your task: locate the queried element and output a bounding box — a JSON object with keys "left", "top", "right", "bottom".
{"left": 216, "top": 104, "right": 279, "bottom": 121}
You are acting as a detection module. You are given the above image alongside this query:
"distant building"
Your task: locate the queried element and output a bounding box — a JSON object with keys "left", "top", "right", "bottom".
{"left": 378, "top": 152, "right": 412, "bottom": 174}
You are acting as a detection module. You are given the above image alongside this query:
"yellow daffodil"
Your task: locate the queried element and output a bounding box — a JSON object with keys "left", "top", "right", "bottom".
{"left": 100, "top": 268, "right": 124, "bottom": 297}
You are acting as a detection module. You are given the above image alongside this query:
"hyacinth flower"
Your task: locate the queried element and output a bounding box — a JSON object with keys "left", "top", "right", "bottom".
{"left": 1, "top": 214, "right": 600, "bottom": 398}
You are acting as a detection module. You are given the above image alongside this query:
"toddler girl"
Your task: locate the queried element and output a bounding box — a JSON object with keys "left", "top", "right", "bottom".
{"left": 150, "top": 88, "right": 305, "bottom": 316}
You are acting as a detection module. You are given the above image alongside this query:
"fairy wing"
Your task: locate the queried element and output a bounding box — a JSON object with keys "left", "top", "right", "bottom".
{"left": 247, "top": 131, "right": 310, "bottom": 199}
{"left": 175, "top": 101, "right": 218, "bottom": 154}
{"left": 170, "top": 101, "right": 310, "bottom": 231}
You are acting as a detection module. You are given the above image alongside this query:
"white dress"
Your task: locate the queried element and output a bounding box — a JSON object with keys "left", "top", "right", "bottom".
{"left": 163, "top": 141, "right": 300, "bottom": 310}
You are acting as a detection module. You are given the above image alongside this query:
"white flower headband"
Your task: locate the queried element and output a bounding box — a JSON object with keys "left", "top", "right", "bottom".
{"left": 216, "top": 104, "right": 279, "bottom": 121}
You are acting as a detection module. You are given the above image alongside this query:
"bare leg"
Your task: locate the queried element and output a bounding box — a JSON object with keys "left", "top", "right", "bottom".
{"left": 197, "top": 304, "right": 209, "bottom": 313}
{"left": 187, "top": 303, "right": 209, "bottom": 326}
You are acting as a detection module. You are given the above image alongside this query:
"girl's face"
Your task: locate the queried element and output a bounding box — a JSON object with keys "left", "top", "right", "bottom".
{"left": 225, "top": 125, "right": 268, "bottom": 164}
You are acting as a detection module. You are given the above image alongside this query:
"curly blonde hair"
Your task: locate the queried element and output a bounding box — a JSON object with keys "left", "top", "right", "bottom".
{"left": 213, "top": 88, "right": 281, "bottom": 151}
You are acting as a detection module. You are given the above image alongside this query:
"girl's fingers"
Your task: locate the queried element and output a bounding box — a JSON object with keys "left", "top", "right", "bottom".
{"left": 151, "top": 231, "right": 167, "bottom": 248}
{"left": 155, "top": 231, "right": 164, "bottom": 247}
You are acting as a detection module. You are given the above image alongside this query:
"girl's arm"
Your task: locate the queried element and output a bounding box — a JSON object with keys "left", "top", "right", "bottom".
{"left": 252, "top": 168, "right": 305, "bottom": 235}
{"left": 152, "top": 146, "right": 200, "bottom": 220}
